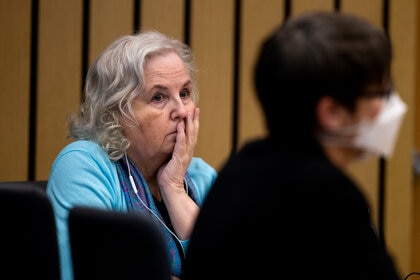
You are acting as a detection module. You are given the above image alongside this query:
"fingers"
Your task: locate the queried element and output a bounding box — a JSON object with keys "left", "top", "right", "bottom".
{"left": 185, "top": 107, "right": 199, "bottom": 146}
{"left": 173, "top": 107, "right": 199, "bottom": 162}
{"left": 159, "top": 108, "right": 199, "bottom": 189}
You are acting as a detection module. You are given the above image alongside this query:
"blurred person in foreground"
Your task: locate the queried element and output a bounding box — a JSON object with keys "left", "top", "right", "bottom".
{"left": 47, "top": 30, "right": 217, "bottom": 280}
{"left": 183, "top": 11, "right": 405, "bottom": 280}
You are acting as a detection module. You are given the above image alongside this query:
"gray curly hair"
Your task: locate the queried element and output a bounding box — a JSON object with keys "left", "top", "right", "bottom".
{"left": 67, "top": 30, "right": 198, "bottom": 161}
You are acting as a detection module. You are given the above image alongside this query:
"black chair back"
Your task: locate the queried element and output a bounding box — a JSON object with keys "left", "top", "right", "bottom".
{"left": 69, "top": 206, "right": 171, "bottom": 280}
{"left": 0, "top": 181, "right": 60, "bottom": 280}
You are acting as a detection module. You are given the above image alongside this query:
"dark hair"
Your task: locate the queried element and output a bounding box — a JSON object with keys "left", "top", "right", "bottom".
{"left": 254, "top": 11, "right": 392, "bottom": 143}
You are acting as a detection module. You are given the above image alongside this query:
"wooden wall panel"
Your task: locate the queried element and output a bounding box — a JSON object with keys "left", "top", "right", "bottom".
{"left": 190, "top": 0, "right": 235, "bottom": 171}
{"left": 0, "top": 0, "right": 31, "bottom": 180}
{"left": 36, "top": 0, "right": 83, "bottom": 179}
{"left": 0, "top": 0, "right": 419, "bottom": 273}
{"left": 238, "top": 0, "right": 284, "bottom": 149}
{"left": 413, "top": 0, "right": 420, "bottom": 272}
{"left": 341, "top": 0, "right": 382, "bottom": 26}
{"left": 89, "top": 0, "right": 133, "bottom": 64}
{"left": 292, "top": 0, "right": 333, "bottom": 15}
{"left": 140, "top": 0, "right": 185, "bottom": 41}
{"left": 387, "top": 0, "right": 417, "bottom": 275}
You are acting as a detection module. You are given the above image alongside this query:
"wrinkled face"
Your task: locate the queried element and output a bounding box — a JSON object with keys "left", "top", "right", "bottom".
{"left": 123, "top": 51, "right": 196, "bottom": 163}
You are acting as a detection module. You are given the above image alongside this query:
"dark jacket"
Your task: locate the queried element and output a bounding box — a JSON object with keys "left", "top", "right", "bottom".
{"left": 184, "top": 138, "right": 401, "bottom": 280}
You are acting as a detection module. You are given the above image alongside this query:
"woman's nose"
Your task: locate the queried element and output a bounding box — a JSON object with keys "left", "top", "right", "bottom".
{"left": 170, "top": 99, "right": 188, "bottom": 120}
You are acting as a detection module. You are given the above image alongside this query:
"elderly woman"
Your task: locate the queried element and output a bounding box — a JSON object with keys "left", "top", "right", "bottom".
{"left": 46, "top": 30, "right": 217, "bottom": 280}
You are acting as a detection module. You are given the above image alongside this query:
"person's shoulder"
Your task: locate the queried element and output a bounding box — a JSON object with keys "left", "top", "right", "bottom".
{"left": 53, "top": 140, "right": 112, "bottom": 171}
{"left": 59, "top": 140, "right": 107, "bottom": 158}
{"left": 61, "top": 139, "right": 101, "bottom": 152}
{"left": 49, "top": 140, "right": 118, "bottom": 188}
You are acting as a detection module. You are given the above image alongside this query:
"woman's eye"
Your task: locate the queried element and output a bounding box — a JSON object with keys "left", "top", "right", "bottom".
{"left": 180, "top": 89, "right": 190, "bottom": 99}
{"left": 152, "top": 94, "right": 163, "bottom": 102}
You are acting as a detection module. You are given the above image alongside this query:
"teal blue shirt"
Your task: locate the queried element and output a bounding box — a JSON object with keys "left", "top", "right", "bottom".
{"left": 46, "top": 140, "right": 217, "bottom": 280}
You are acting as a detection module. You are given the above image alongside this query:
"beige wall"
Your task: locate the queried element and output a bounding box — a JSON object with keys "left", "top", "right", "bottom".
{"left": 1, "top": 0, "right": 419, "bottom": 275}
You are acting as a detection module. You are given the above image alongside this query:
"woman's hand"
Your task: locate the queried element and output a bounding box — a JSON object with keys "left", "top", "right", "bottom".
{"left": 158, "top": 107, "right": 199, "bottom": 191}
{"left": 157, "top": 107, "right": 200, "bottom": 239}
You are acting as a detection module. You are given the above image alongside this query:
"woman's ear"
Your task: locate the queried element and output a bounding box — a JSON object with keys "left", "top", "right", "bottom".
{"left": 316, "top": 96, "right": 348, "bottom": 130}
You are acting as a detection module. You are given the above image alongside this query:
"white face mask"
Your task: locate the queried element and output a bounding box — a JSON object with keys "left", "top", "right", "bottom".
{"left": 319, "top": 92, "right": 407, "bottom": 159}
